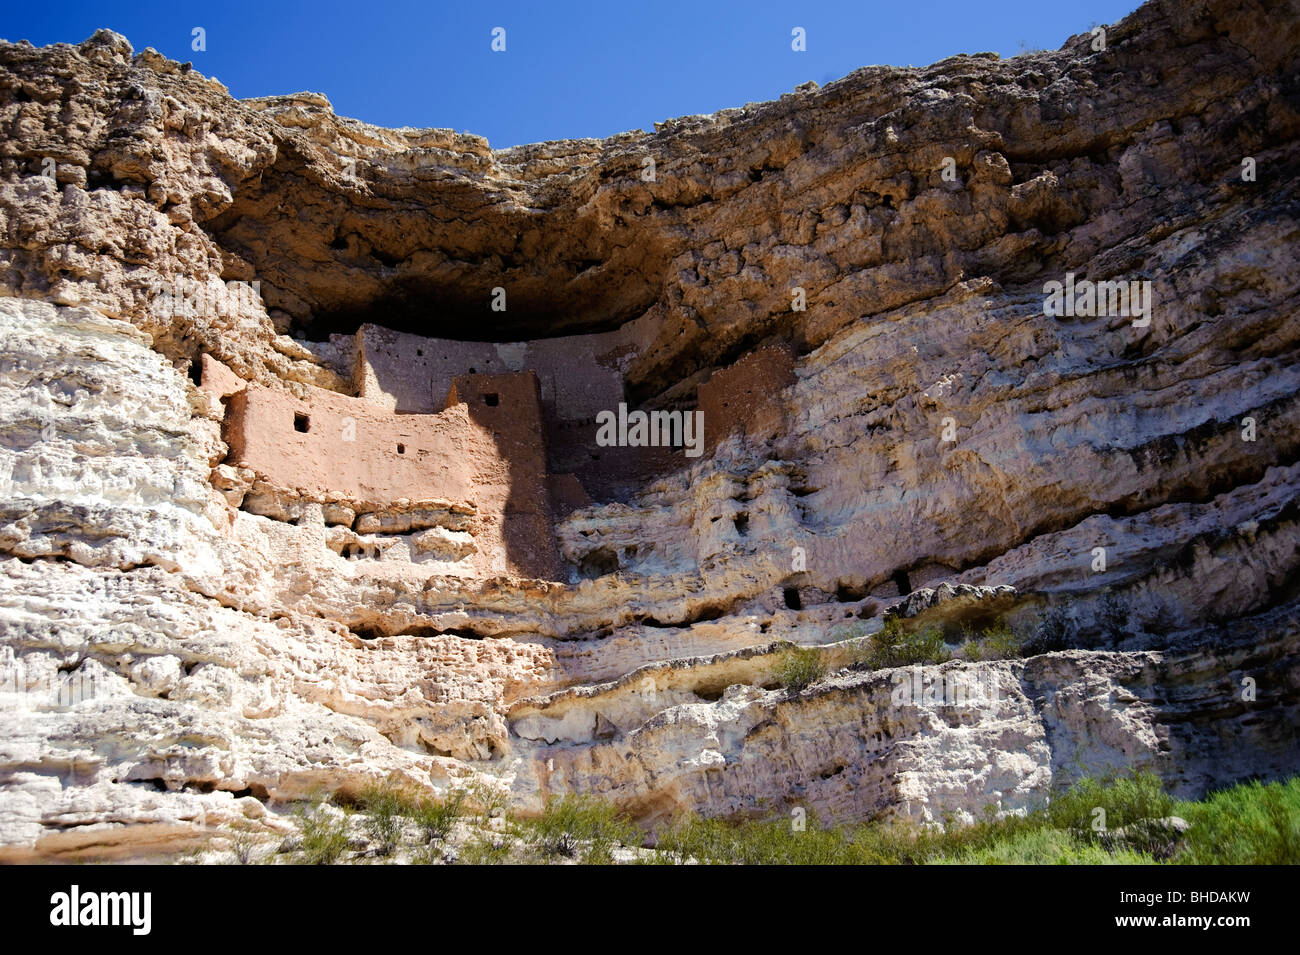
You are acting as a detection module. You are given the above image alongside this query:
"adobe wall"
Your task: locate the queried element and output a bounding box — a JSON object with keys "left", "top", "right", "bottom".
{"left": 357, "top": 324, "right": 627, "bottom": 422}
{"left": 445, "top": 371, "right": 560, "bottom": 580}
{"left": 697, "top": 343, "right": 797, "bottom": 448}
{"left": 224, "top": 381, "right": 480, "bottom": 507}
{"left": 208, "top": 354, "right": 562, "bottom": 580}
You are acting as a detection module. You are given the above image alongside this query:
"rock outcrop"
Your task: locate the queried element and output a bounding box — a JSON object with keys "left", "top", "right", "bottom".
{"left": 1, "top": 0, "right": 1298, "bottom": 859}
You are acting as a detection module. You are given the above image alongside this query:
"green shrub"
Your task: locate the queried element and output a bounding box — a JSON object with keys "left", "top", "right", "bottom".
{"left": 1096, "top": 592, "right": 1130, "bottom": 645}
{"left": 457, "top": 832, "right": 517, "bottom": 865}
{"left": 465, "top": 780, "right": 508, "bottom": 820}
{"left": 977, "top": 622, "right": 1024, "bottom": 660}
{"left": 294, "top": 798, "right": 352, "bottom": 865}
{"left": 413, "top": 788, "right": 466, "bottom": 843}
{"left": 861, "top": 618, "right": 951, "bottom": 669}
{"left": 1045, "top": 770, "right": 1174, "bottom": 833}
{"left": 656, "top": 813, "right": 854, "bottom": 865}
{"left": 1024, "top": 605, "right": 1071, "bottom": 654}
{"left": 653, "top": 772, "right": 1209, "bottom": 866}
{"left": 522, "top": 795, "right": 639, "bottom": 864}
{"left": 355, "top": 779, "right": 412, "bottom": 854}
{"left": 1176, "top": 778, "right": 1300, "bottom": 864}
{"left": 776, "top": 644, "right": 826, "bottom": 693}
{"left": 228, "top": 829, "right": 269, "bottom": 865}
{"left": 934, "top": 827, "right": 1153, "bottom": 865}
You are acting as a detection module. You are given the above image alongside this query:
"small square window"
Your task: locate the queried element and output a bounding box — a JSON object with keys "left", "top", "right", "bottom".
{"left": 397, "top": 443, "right": 405, "bottom": 454}
{"left": 294, "top": 413, "right": 310, "bottom": 433}
{"left": 484, "top": 393, "right": 499, "bottom": 407}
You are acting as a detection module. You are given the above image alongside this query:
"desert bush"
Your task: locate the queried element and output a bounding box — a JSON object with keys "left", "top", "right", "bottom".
{"left": 458, "top": 832, "right": 517, "bottom": 865}
{"left": 860, "top": 618, "right": 951, "bottom": 668}
{"left": 1176, "top": 778, "right": 1300, "bottom": 864}
{"left": 934, "top": 826, "right": 1152, "bottom": 865}
{"left": 522, "top": 795, "right": 639, "bottom": 864}
{"left": 293, "top": 798, "right": 352, "bottom": 865}
{"left": 1046, "top": 770, "right": 1174, "bottom": 834}
{"left": 1024, "top": 604, "right": 1071, "bottom": 655}
{"left": 976, "top": 622, "right": 1024, "bottom": 660}
{"left": 465, "top": 780, "right": 509, "bottom": 820}
{"left": 776, "top": 644, "right": 826, "bottom": 692}
{"left": 228, "top": 828, "right": 269, "bottom": 865}
{"left": 355, "top": 778, "right": 412, "bottom": 854}
{"left": 413, "top": 788, "right": 466, "bottom": 843}
{"left": 1096, "top": 592, "right": 1130, "bottom": 646}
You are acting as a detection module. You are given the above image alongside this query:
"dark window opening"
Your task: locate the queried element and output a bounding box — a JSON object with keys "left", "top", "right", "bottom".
{"left": 484, "top": 393, "right": 499, "bottom": 407}
{"left": 893, "top": 568, "right": 912, "bottom": 596}
{"left": 783, "top": 587, "right": 802, "bottom": 610}
{"left": 293, "top": 413, "right": 310, "bottom": 433}
{"left": 188, "top": 358, "right": 203, "bottom": 385}
{"left": 397, "top": 444, "right": 405, "bottom": 454}
{"left": 416, "top": 348, "right": 423, "bottom": 356}
{"left": 835, "top": 581, "right": 868, "bottom": 602}
{"left": 733, "top": 512, "right": 749, "bottom": 535}
{"left": 469, "top": 367, "right": 477, "bottom": 374}
{"left": 577, "top": 546, "right": 620, "bottom": 580}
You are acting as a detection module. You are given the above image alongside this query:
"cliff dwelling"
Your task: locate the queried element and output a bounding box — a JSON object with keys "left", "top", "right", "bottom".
{"left": 201, "top": 320, "right": 796, "bottom": 582}
{"left": 4, "top": 0, "right": 1300, "bottom": 872}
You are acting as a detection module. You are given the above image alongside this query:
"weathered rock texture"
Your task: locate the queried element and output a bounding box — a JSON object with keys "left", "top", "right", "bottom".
{"left": 1, "top": 0, "right": 1299, "bottom": 859}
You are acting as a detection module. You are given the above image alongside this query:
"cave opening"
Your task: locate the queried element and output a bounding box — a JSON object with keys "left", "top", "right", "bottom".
{"left": 893, "top": 569, "right": 913, "bottom": 596}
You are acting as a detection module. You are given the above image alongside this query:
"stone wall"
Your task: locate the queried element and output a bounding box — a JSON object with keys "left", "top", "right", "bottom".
{"left": 357, "top": 323, "right": 628, "bottom": 422}
{"left": 697, "top": 343, "right": 796, "bottom": 448}
{"left": 208, "top": 357, "right": 562, "bottom": 579}
{"left": 222, "top": 380, "right": 478, "bottom": 509}
{"left": 447, "top": 371, "right": 561, "bottom": 580}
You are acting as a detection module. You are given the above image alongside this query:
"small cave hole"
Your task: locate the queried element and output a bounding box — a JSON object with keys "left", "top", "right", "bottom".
{"left": 835, "top": 581, "right": 868, "bottom": 602}
{"left": 783, "top": 587, "right": 802, "bottom": 611}
{"left": 577, "top": 546, "right": 620, "bottom": 580}
{"left": 188, "top": 358, "right": 203, "bottom": 385}
{"left": 484, "top": 393, "right": 499, "bottom": 406}
{"left": 893, "top": 568, "right": 913, "bottom": 596}
{"left": 733, "top": 512, "right": 750, "bottom": 535}
{"left": 397, "top": 443, "right": 405, "bottom": 454}
{"left": 293, "top": 413, "right": 310, "bottom": 433}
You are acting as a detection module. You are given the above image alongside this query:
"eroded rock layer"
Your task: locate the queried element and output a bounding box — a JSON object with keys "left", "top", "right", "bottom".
{"left": 1, "top": 0, "right": 1298, "bottom": 858}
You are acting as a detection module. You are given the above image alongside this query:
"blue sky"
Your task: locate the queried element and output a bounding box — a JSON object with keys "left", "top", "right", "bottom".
{"left": 3, "top": 1, "right": 1142, "bottom": 147}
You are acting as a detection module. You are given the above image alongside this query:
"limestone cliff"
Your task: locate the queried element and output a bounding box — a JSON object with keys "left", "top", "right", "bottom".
{"left": 1, "top": 0, "right": 1298, "bottom": 860}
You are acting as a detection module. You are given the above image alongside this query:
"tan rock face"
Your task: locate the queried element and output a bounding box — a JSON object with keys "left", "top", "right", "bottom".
{"left": 1, "top": 0, "right": 1299, "bottom": 859}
